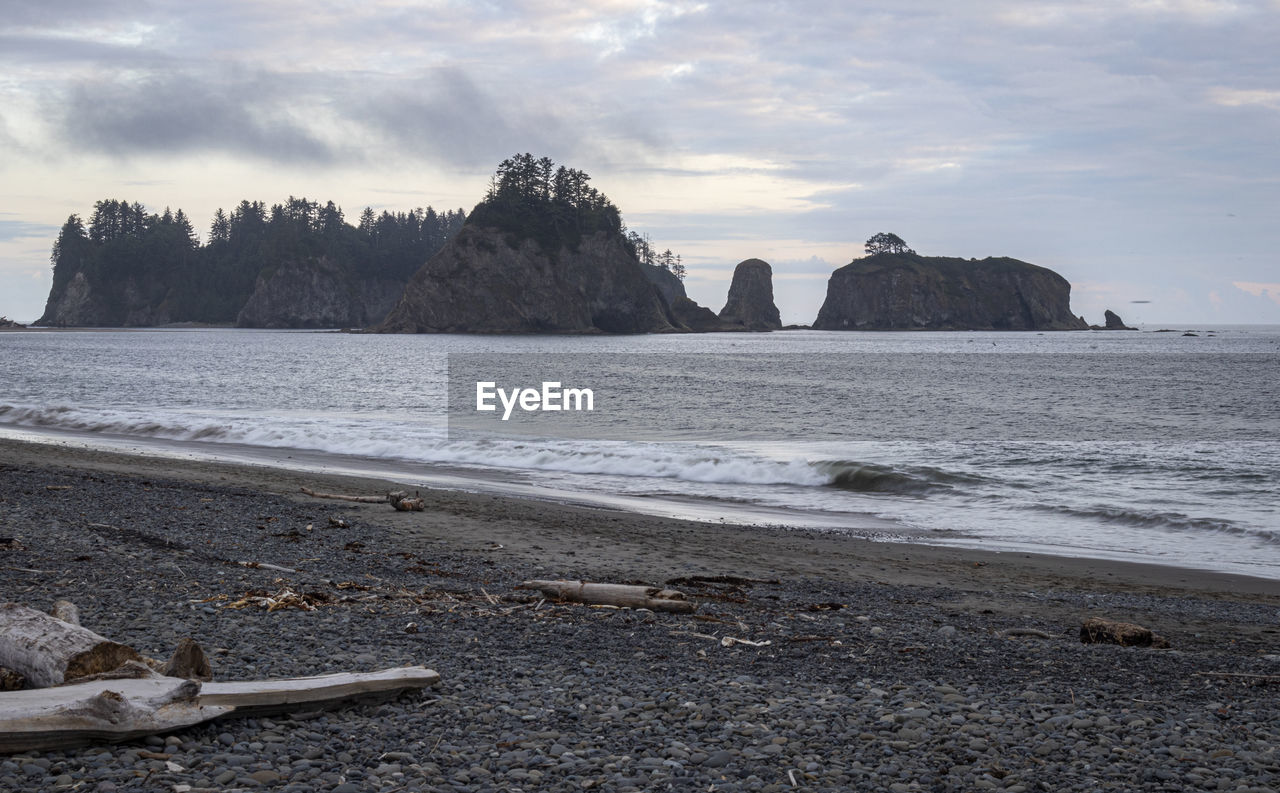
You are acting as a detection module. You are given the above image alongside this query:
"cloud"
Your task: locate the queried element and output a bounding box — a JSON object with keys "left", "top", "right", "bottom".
{"left": 57, "top": 70, "right": 339, "bottom": 164}
{"left": 0, "top": 219, "right": 58, "bottom": 242}
{"left": 1232, "top": 281, "right": 1280, "bottom": 306}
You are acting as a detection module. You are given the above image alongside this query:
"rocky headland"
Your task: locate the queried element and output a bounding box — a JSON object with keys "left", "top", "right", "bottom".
{"left": 813, "top": 253, "right": 1088, "bottom": 331}
{"left": 377, "top": 225, "right": 677, "bottom": 334}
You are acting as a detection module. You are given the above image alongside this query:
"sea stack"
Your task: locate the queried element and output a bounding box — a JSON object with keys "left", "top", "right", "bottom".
{"left": 718, "top": 259, "right": 782, "bottom": 330}
{"left": 1102, "top": 309, "right": 1138, "bottom": 330}
{"left": 812, "top": 253, "right": 1087, "bottom": 331}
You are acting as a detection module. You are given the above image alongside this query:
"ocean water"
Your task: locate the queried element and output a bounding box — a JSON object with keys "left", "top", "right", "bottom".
{"left": 1, "top": 326, "right": 1277, "bottom": 578}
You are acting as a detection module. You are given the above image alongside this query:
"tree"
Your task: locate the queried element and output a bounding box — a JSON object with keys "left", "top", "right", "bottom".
{"left": 865, "top": 232, "right": 913, "bottom": 256}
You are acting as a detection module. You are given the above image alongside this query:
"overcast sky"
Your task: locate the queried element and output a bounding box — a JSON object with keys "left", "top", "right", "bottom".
{"left": 2, "top": 0, "right": 1278, "bottom": 325}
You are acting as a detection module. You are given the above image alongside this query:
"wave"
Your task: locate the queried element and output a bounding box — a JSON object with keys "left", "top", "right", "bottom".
{"left": 1029, "top": 503, "right": 1280, "bottom": 546}
{"left": 0, "top": 402, "right": 976, "bottom": 495}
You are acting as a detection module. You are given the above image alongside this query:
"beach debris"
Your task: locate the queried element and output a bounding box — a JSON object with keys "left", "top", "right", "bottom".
{"left": 1080, "top": 617, "right": 1170, "bottom": 648}
{"left": 328, "top": 516, "right": 349, "bottom": 528}
{"left": 300, "top": 486, "right": 426, "bottom": 511}
{"left": 998, "top": 628, "right": 1054, "bottom": 640}
{"left": 720, "top": 636, "right": 771, "bottom": 648}
{"left": 388, "top": 491, "right": 426, "bottom": 511}
{"left": 223, "top": 588, "right": 332, "bottom": 612}
{"left": 237, "top": 560, "right": 299, "bottom": 574}
{"left": 519, "top": 579, "right": 697, "bottom": 614}
{"left": 299, "top": 486, "right": 385, "bottom": 503}
{"left": 44, "top": 485, "right": 74, "bottom": 491}
{"left": 0, "top": 538, "right": 25, "bottom": 552}
{"left": 49, "top": 599, "right": 80, "bottom": 627}
{"left": 0, "top": 665, "right": 440, "bottom": 753}
{"left": 0, "top": 603, "right": 144, "bottom": 688}
{"left": 159, "top": 638, "right": 212, "bottom": 682}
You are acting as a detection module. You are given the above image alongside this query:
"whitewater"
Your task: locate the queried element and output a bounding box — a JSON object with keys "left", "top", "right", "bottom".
{"left": 1, "top": 326, "right": 1277, "bottom": 578}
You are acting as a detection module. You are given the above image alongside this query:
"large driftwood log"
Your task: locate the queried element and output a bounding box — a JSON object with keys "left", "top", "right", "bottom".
{"left": 520, "top": 580, "right": 696, "bottom": 613}
{"left": 1080, "top": 617, "right": 1170, "bottom": 648}
{"left": 198, "top": 666, "right": 441, "bottom": 716}
{"left": 0, "top": 674, "right": 221, "bottom": 753}
{"left": 0, "top": 604, "right": 142, "bottom": 688}
{"left": 0, "top": 666, "right": 441, "bottom": 752}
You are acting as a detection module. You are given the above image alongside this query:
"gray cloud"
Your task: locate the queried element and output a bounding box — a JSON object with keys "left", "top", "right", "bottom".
{"left": 0, "top": 219, "right": 59, "bottom": 242}
{"left": 58, "top": 71, "right": 338, "bottom": 163}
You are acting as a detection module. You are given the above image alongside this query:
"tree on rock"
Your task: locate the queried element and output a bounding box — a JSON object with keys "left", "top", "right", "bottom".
{"left": 865, "top": 232, "right": 913, "bottom": 256}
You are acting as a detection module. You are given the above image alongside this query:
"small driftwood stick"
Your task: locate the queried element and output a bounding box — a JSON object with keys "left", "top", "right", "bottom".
{"left": 519, "top": 580, "right": 696, "bottom": 614}
{"left": 299, "top": 487, "right": 385, "bottom": 504}
{"left": 0, "top": 603, "right": 143, "bottom": 688}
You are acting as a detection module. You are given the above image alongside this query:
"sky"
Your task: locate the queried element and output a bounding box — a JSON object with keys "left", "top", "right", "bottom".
{"left": 2, "top": 0, "right": 1278, "bottom": 325}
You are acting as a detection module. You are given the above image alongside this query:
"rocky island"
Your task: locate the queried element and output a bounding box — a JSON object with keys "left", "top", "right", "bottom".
{"left": 814, "top": 245, "right": 1087, "bottom": 331}
{"left": 378, "top": 155, "right": 694, "bottom": 334}
{"left": 36, "top": 199, "right": 464, "bottom": 328}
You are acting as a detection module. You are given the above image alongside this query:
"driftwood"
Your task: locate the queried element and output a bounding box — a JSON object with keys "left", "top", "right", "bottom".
{"left": 1080, "top": 617, "right": 1170, "bottom": 648}
{"left": 0, "top": 666, "right": 440, "bottom": 753}
{"left": 519, "top": 580, "right": 695, "bottom": 613}
{"left": 0, "top": 604, "right": 143, "bottom": 688}
{"left": 301, "top": 486, "right": 425, "bottom": 511}
{"left": 299, "top": 486, "right": 384, "bottom": 503}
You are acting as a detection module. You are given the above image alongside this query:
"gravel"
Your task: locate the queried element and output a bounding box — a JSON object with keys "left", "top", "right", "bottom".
{"left": 1, "top": 462, "right": 1278, "bottom": 792}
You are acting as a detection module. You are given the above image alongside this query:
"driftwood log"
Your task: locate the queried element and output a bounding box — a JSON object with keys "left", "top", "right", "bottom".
{"left": 0, "top": 604, "right": 143, "bottom": 688}
{"left": 299, "top": 486, "right": 385, "bottom": 503}
{"left": 1080, "top": 617, "right": 1170, "bottom": 648}
{"left": 0, "top": 666, "right": 440, "bottom": 753}
{"left": 520, "top": 580, "right": 695, "bottom": 613}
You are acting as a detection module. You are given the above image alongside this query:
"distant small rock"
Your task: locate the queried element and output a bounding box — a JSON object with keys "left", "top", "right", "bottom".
{"left": 0, "top": 316, "right": 25, "bottom": 329}
{"left": 1090, "top": 309, "right": 1137, "bottom": 330}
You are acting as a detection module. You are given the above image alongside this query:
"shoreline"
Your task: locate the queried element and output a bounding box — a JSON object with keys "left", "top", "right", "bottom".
{"left": 3, "top": 436, "right": 1279, "bottom": 790}
{"left": 3, "top": 436, "right": 1276, "bottom": 601}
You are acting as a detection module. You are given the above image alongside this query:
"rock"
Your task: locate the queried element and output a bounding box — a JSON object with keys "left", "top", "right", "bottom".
{"left": 377, "top": 225, "right": 675, "bottom": 334}
{"left": 160, "top": 637, "right": 213, "bottom": 681}
{"left": 236, "top": 257, "right": 402, "bottom": 329}
{"left": 718, "top": 259, "right": 781, "bottom": 330}
{"left": 812, "top": 253, "right": 1088, "bottom": 331}
{"left": 0, "top": 317, "right": 25, "bottom": 329}
{"left": 669, "top": 296, "right": 725, "bottom": 332}
{"left": 1090, "top": 309, "right": 1138, "bottom": 330}
{"left": 641, "top": 262, "right": 687, "bottom": 307}
{"left": 1102, "top": 309, "right": 1137, "bottom": 330}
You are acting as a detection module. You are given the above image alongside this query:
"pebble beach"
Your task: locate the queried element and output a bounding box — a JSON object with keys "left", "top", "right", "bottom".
{"left": 1, "top": 437, "right": 1278, "bottom": 792}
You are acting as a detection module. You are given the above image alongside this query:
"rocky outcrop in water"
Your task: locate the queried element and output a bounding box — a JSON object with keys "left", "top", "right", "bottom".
{"left": 813, "top": 253, "right": 1087, "bottom": 331}
{"left": 377, "top": 225, "right": 676, "bottom": 334}
{"left": 1094, "top": 309, "right": 1138, "bottom": 330}
{"left": 669, "top": 296, "right": 724, "bottom": 332}
{"left": 236, "top": 259, "right": 403, "bottom": 329}
{"left": 718, "top": 259, "right": 781, "bottom": 330}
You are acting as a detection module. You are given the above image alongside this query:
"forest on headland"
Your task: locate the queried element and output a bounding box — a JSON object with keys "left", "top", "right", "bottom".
{"left": 42, "top": 196, "right": 466, "bottom": 325}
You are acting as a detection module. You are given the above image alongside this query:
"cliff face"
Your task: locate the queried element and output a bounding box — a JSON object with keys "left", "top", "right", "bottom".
{"left": 719, "top": 258, "right": 781, "bottom": 330}
{"left": 236, "top": 258, "right": 402, "bottom": 329}
{"left": 813, "top": 254, "right": 1087, "bottom": 331}
{"left": 641, "top": 263, "right": 687, "bottom": 307}
{"left": 377, "top": 225, "right": 676, "bottom": 334}
{"left": 38, "top": 272, "right": 172, "bottom": 327}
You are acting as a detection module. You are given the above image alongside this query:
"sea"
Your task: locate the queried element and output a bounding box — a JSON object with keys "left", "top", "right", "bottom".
{"left": 1, "top": 326, "right": 1277, "bottom": 579}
